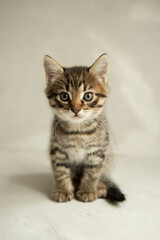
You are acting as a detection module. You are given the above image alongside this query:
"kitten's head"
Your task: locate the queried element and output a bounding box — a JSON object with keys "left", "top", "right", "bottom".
{"left": 44, "top": 54, "right": 109, "bottom": 123}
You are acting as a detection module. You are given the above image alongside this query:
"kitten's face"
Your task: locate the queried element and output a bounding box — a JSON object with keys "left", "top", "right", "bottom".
{"left": 44, "top": 54, "right": 108, "bottom": 123}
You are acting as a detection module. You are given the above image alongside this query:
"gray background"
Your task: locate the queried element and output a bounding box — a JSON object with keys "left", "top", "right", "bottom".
{"left": 0, "top": 1, "right": 160, "bottom": 240}
{"left": 0, "top": 0, "right": 160, "bottom": 157}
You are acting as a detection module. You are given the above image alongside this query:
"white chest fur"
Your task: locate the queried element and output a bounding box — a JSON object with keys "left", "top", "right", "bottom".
{"left": 66, "top": 147, "right": 86, "bottom": 164}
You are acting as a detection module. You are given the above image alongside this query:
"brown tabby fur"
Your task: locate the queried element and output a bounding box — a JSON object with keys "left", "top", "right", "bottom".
{"left": 44, "top": 54, "right": 125, "bottom": 203}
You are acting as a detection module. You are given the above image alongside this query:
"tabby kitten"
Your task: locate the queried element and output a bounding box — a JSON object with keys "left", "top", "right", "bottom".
{"left": 44, "top": 54, "right": 125, "bottom": 203}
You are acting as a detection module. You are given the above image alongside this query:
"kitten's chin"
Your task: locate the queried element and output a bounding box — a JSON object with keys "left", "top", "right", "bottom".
{"left": 70, "top": 115, "right": 85, "bottom": 123}
{"left": 67, "top": 114, "right": 90, "bottom": 123}
{"left": 54, "top": 112, "right": 86, "bottom": 123}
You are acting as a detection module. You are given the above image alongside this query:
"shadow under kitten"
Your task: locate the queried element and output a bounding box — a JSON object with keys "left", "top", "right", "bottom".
{"left": 10, "top": 172, "right": 125, "bottom": 204}
{"left": 10, "top": 173, "right": 53, "bottom": 200}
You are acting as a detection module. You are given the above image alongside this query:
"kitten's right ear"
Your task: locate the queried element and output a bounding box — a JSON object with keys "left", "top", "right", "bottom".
{"left": 43, "top": 55, "right": 64, "bottom": 84}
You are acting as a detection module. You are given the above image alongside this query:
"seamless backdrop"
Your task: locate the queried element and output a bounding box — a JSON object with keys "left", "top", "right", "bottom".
{"left": 0, "top": 0, "right": 160, "bottom": 158}
{"left": 0, "top": 1, "right": 160, "bottom": 240}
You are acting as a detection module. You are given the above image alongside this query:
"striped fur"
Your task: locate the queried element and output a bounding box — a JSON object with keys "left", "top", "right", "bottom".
{"left": 44, "top": 54, "right": 125, "bottom": 202}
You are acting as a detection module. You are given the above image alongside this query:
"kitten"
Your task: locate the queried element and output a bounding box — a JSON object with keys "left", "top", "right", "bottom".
{"left": 43, "top": 54, "right": 125, "bottom": 203}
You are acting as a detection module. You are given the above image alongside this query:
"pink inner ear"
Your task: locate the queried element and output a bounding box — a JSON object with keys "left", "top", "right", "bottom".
{"left": 100, "top": 73, "right": 106, "bottom": 83}
{"left": 95, "top": 70, "right": 107, "bottom": 85}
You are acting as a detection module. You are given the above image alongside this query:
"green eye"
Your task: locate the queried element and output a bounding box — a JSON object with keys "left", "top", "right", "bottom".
{"left": 83, "top": 92, "right": 93, "bottom": 102}
{"left": 60, "top": 92, "right": 70, "bottom": 101}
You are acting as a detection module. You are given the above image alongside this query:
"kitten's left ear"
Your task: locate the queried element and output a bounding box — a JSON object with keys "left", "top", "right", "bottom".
{"left": 89, "top": 54, "right": 108, "bottom": 84}
{"left": 43, "top": 55, "right": 64, "bottom": 84}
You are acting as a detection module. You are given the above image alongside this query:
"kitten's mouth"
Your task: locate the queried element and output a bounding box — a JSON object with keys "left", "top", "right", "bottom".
{"left": 73, "top": 115, "right": 81, "bottom": 118}
{"left": 72, "top": 114, "right": 82, "bottom": 119}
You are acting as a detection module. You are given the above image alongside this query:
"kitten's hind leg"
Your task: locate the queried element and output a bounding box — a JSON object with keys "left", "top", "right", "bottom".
{"left": 97, "top": 181, "right": 107, "bottom": 198}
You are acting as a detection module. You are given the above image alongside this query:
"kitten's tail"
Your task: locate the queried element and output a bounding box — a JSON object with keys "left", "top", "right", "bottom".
{"left": 98, "top": 176, "right": 126, "bottom": 202}
{"left": 107, "top": 184, "right": 126, "bottom": 202}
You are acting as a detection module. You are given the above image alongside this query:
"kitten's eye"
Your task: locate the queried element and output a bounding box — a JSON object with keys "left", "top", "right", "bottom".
{"left": 60, "top": 92, "right": 70, "bottom": 101}
{"left": 83, "top": 92, "right": 93, "bottom": 102}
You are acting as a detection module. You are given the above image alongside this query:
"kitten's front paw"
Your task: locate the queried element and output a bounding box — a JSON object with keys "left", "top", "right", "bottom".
{"left": 76, "top": 191, "right": 97, "bottom": 202}
{"left": 52, "top": 191, "right": 74, "bottom": 202}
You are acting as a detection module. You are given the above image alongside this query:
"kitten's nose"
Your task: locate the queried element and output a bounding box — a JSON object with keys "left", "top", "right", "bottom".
{"left": 71, "top": 108, "right": 81, "bottom": 114}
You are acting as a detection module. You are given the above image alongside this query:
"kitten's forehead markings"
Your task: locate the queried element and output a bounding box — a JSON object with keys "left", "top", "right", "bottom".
{"left": 70, "top": 79, "right": 74, "bottom": 88}
{"left": 78, "top": 80, "right": 82, "bottom": 87}
{"left": 88, "top": 85, "right": 93, "bottom": 90}
{"left": 78, "top": 82, "right": 84, "bottom": 92}
{"left": 80, "top": 92, "right": 85, "bottom": 100}
{"left": 65, "top": 78, "right": 70, "bottom": 91}
{"left": 83, "top": 83, "right": 87, "bottom": 92}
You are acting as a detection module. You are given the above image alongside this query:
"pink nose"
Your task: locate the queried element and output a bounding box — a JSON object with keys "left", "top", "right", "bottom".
{"left": 71, "top": 108, "right": 81, "bottom": 114}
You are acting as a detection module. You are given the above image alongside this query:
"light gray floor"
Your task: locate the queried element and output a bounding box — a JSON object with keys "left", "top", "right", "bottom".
{"left": 0, "top": 149, "right": 160, "bottom": 240}
{"left": 0, "top": 0, "right": 160, "bottom": 239}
